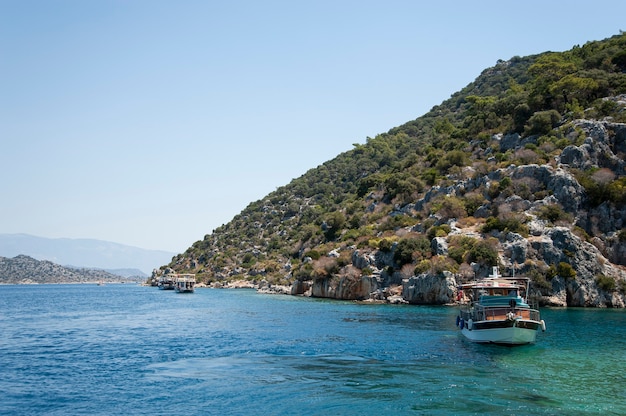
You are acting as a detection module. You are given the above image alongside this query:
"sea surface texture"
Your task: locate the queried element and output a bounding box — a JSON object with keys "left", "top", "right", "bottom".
{"left": 0, "top": 284, "right": 624, "bottom": 415}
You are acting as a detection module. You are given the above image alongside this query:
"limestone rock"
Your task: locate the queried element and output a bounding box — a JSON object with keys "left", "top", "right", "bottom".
{"left": 560, "top": 120, "right": 626, "bottom": 174}
{"left": 531, "top": 227, "right": 626, "bottom": 307}
{"left": 352, "top": 250, "right": 376, "bottom": 269}
{"left": 311, "top": 275, "right": 378, "bottom": 300}
{"left": 509, "top": 165, "right": 585, "bottom": 212}
{"left": 499, "top": 132, "right": 539, "bottom": 152}
{"left": 402, "top": 271, "right": 457, "bottom": 305}
{"left": 291, "top": 279, "right": 312, "bottom": 296}
{"left": 502, "top": 232, "right": 528, "bottom": 264}
{"left": 431, "top": 237, "right": 448, "bottom": 256}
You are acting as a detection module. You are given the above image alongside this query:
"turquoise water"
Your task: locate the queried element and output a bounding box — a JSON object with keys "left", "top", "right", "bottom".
{"left": 0, "top": 284, "right": 624, "bottom": 415}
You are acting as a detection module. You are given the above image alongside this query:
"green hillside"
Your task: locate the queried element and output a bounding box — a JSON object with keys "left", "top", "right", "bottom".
{"left": 160, "top": 33, "right": 626, "bottom": 306}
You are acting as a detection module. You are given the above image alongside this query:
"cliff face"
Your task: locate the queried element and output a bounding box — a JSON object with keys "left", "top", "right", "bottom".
{"left": 402, "top": 272, "right": 457, "bottom": 305}
{"left": 310, "top": 275, "right": 378, "bottom": 300}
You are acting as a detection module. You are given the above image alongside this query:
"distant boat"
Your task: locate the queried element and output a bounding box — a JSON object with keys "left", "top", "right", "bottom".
{"left": 174, "top": 274, "right": 195, "bottom": 293}
{"left": 456, "top": 266, "right": 546, "bottom": 345}
{"left": 157, "top": 274, "right": 175, "bottom": 290}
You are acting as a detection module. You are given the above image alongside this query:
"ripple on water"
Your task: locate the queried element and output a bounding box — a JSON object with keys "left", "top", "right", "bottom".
{"left": 1, "top": 286, "right": 625, "bottom": 416}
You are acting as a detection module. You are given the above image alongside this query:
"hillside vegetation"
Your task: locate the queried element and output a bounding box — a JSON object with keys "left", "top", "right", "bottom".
{"left": 161, "top": 33, "right": 626, "bottom": 307}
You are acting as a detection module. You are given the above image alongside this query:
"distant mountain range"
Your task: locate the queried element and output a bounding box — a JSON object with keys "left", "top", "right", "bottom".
{"left": 0, "top": 234, "right": 176, "bottom": 276}
{"left": 0, "top": 255, "right": 137, "bottom": 284}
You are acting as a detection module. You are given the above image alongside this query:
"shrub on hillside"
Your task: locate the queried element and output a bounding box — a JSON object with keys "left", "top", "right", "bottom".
{"left": 427, "top": 224, "right": 452, "bottom": 240}
{"left": 482, "top": 215, "right": 529, "bottom": 236}
{"left": 557, "top": 262, "right": 576, "bottom": 280}
{"left": 596, "top": 274, "right": 616, "bottom": 291}
{"left": 377, "top": 238, "right": 393, "bottom": 252}
{"left": 538, "top": 204, "right": 572, "bottom": 224}
{"left": 447, "top": 235, "right": 478, "bottom": 264}
{"left": 393, "top": 237, "right": 431, "bottom": 266}
{"left": 463, "top": 192, "right": 487, "bottom": 216}
{"left": 528, "top": 268, "right": 553, "bottom": 294}
{"left": 467, "top": 239, "right": 499, "bottom": 266}
{"left": 435, "top": 196, "right": 467, "bottom": 220}
{"left": 524, "top": 110, "right": 562, "bottom": 136}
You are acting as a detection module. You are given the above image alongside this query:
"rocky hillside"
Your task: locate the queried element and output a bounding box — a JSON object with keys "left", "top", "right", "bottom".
{"left": 160, "top": 33, "right": 626, "bottom": 307}
{"left": 0, "top": 255, "right": 136, "bottom": 284}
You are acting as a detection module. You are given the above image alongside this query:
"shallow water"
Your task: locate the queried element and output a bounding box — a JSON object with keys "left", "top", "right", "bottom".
{"left": 0, "top": 284, "right": 624, "bottom": 415}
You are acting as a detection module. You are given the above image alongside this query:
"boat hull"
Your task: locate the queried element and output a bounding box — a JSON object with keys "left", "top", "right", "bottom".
{"left": 461, "top": 319, "right": 540, "bottom": 345}
{"left": 158, "top": 283, "right": 175, "bottom": 290}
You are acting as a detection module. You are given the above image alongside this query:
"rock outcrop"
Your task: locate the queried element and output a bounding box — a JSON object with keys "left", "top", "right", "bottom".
{"left": 560, "top": 120, "right": 626, "bottom": 174}
{"left": 311, "top": 275, "right": 378, "bottom": 300}
{"left": 402, "top": 271, "right": 457, "bottom": 305}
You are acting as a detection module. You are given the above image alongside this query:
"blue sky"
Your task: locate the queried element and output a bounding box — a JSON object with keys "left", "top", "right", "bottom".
{"left": 2, "top": 1, "right": 624, "bottom": 253}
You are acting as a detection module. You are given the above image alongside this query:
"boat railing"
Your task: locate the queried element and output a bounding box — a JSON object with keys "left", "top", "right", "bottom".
{"left": 461, "top": 304, "right": 541, "bottom": 322}
{"left": 528, "top": 309, "right": 541, "bottom": 321}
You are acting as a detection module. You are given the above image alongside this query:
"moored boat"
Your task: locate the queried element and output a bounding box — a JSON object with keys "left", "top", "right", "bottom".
{"left": 174, "top": 274, "right": 195, "bottom": 293}
{"left": 456, "top": 267, "right": 546, "bottom": 345}
{"left": 157, "top": 274, "right": 176, "bottom": 290}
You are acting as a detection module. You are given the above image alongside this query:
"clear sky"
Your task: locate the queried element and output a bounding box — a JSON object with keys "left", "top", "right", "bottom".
{"left": 1, "top": 1, "right": 624, "bottom": 253}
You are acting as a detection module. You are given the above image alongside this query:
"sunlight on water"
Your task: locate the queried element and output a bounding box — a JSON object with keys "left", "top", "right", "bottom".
{"left": 1, "top": 285, "right": 625, "bottom": 415}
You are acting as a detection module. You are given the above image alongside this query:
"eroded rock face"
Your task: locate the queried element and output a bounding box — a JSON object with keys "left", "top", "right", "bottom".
{"left": 311, "top": 275, "right": 378, "bottom": 300}
{"left": 603, "top": 237, "right": 626, "bottom": 266}
{"left": 352, "top": 249, "right": 376, "bottom": 269}
{"left": 402, "top": 271, "right": 457, "bottom": 305}
{"left": 431, "top": 237, "right": 448, "bottom": 255}
{"left": 507, "top": 165, "right": 586, "bottom": 212}
{"left": 546, "top": 273, "right": 626, "bottom": 308}
{"left": 526, "top": 226, "right": 626, "bottom": 307}
{"left": 290, "top": 279, "right": 312, "bottom": 296}
{"left": 561, "top": 120, "right": 626, "bottom": 174}
{"left": 499, "top": 132, "right": 539, "bottom": 152}
{"left": 502, "top": 232, "right": 529, "bottom": 264}
{"left": 579, "top": 202, "right": 626, "bottom": 239}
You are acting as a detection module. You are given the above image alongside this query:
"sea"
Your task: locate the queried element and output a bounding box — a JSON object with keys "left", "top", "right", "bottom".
{"left": 0, "top": 284, "right": 624, "bottom": 416}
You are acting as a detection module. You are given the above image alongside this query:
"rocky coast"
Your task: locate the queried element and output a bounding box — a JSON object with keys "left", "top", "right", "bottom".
{"left": 182, "top": 119, "right": 626, "bottom": 308}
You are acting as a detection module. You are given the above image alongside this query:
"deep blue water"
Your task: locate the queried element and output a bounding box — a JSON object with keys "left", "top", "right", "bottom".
{"left": 0, "top": 284, "right": 625, "bottom": 415}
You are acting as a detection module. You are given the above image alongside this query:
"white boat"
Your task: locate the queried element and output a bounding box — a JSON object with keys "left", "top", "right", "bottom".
{"left": 456, "top": 267, "right": 546, "bottom": 345}
{"left": 157, "top": 275, "right": 176, "bottom": 290}
{"left": 174, "top": 274, "right": 195, "bottom": 293}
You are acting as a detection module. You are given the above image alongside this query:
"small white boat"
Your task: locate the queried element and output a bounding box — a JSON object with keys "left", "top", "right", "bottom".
{"left": 174, "top": 274, "right": 195, "bottom": 293}
{"left": 456, "top": 267, "right": 546, "bottom": 345}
